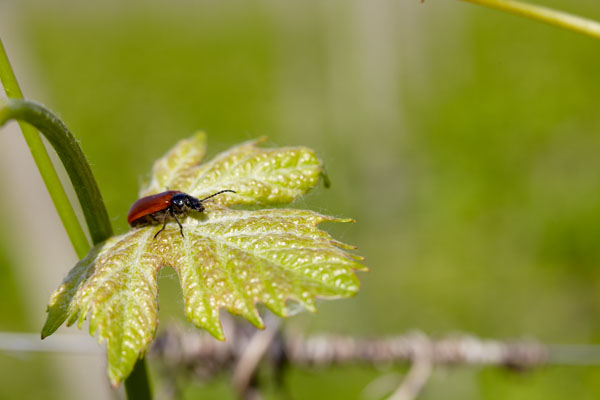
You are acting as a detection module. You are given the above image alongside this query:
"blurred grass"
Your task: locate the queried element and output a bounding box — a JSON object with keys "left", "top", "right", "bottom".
{"left": 0, "top": 238, "right": 26, "bottom": 331}
{"left": 1, "top": 0, "right": 600, "bottom": 398}
{"left": 0, "top": 237, "right": 59, "bottom": 400}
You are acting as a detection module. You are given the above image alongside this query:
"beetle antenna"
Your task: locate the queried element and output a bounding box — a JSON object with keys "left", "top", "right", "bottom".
{"left": 199, "top": 189, "right": 236, "bottom": 202}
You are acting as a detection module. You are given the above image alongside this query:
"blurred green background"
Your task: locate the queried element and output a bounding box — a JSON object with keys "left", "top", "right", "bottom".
{"left": 1, "top": 0, "right": 600, "bottom": 398}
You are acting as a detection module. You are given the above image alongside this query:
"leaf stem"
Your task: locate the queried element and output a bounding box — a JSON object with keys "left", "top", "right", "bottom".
{"left": 125, "top": 358, "right": 152, "bottom": 400}
{"left": 0, "top": 99, "right": 113, "bottom": 245}
{"left": 459, "top": 0, "right": 600, "bottom": 40}
{"left": 0, "top": 38, "right": 147, "bottom": 399}
{"left": 0, "top": 38, "right": 90, "bottom": 258}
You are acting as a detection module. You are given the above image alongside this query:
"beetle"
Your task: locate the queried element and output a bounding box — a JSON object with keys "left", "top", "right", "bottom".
{"left": 128, "top": 189, "right": 236, "bottom": 238}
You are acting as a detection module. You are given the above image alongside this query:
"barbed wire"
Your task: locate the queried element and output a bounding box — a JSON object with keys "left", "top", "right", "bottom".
{"left": 2, "top": 318, "right": 600, "bottom": 400}
{"left": 149, "top": 316, "right": 600, "bottom": 400}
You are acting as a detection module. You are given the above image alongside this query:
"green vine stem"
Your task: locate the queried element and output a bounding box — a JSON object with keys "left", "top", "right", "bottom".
{"left": 0, "top": 98, "right": 150, "bottom": 398}
{"left": 0, "top": 39, "right": 149, "bottom": 399}
{"left": 459, "top": 0, "right": 600, "bottom": 40}
{"left": 125, "top": 359, "right": 152, "bottom": 400}
{"left": 0, "top": 39, "right": 89, "bottom": 258}
{"left": 0, "top": 99, "right": 113, "bottom": 245}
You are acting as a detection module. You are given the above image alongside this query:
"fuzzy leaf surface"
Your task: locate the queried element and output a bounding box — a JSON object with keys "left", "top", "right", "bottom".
{"left": 43, "top": 135, "right": 365, "bottom": 385}
{"left": 141, "top": 134, "right": 322, "bottom": 206}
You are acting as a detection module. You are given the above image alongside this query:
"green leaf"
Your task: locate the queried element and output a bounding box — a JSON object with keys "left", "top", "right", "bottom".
{"left": 42, "top": 135, "right": 365, "bottom": 386}
{"left": 140, "top": 131, "right": 208, "bottom": 197}
{"left": 141, "top": 134, "right": 323, "bottom": 206}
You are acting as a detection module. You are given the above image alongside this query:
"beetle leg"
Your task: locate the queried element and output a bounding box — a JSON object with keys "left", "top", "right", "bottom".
{"left": 171, "top": 208, "right": 185, "bottom": 238}
{"left": 154, "top": 213, "right": 168, "bottom": 239}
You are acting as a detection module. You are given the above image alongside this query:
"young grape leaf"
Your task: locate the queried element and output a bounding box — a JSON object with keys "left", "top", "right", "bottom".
{"left": 42, "top": 134, "right": 366, "bottom": 386}
{"left": 140, "top": 133, "right": 322, "bottom": 206}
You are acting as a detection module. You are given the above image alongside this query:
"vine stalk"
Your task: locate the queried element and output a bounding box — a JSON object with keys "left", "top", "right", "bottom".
{"left": 0, "top": 99, "right": 113, "bottom": 244}
{"left": 0, "top": 38, "right": 89, "bottom": 258}
{"left": 459, "top": 0, "right": 600, "bottom": 40}
{"left": 0, "top": 39, "right": 150, "bottom": 399}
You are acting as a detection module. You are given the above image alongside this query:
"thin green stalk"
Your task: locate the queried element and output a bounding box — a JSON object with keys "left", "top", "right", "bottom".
{"left": 459, "top": 0, "right": 600, "bottom": 40}
{"left": 0, "top": 99, "right": 112, "bottom": 244}
{"left": 125, "top": 359, "right": 152, "bottom": 400}
{"left": 1, "top": 38, "right": 149, "bottom": 398}
{"left": 0, "top": 38, "right": 89, "bottom": 258}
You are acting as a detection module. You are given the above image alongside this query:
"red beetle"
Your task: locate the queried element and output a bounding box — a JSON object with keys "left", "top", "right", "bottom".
{"left": 128, "top": 189, "right": 235, "bottom": 238}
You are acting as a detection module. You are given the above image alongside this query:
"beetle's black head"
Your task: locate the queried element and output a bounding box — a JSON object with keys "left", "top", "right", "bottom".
{"left": 171, "top": 193, "right": 205, "bottom": 213}
{"left": 171, "top": 190, "right": 235, "bottom": 214}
